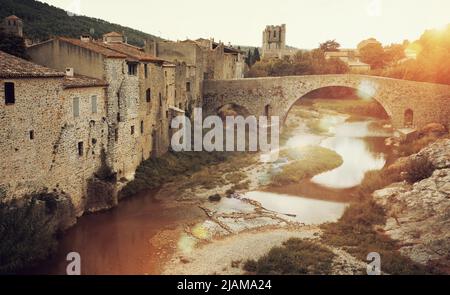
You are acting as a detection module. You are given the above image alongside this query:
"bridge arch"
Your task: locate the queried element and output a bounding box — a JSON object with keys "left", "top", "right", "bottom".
{"left": 203, "top": 75, "right": 450, "bottom": 129}
{"left": 282, "top": 85, "right": 391, "bottom": 126}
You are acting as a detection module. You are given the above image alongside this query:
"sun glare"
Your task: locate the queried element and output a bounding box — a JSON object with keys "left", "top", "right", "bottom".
{"left": 357, "top": 80, "right": 377, "bottom": 100}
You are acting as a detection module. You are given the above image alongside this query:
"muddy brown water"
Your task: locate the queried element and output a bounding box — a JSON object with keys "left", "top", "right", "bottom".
{"left": 33, "top": 104, "right": 395, "bottom": 275}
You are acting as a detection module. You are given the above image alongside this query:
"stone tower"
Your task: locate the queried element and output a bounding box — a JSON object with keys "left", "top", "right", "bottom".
{"left": 2, "top": 15, "right": 23, "bottom": 37}
{"left": 262, "top": 24, "right": 286, "bottom": 58}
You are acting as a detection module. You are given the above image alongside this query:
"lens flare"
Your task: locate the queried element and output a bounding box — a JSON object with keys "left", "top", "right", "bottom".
{"left": 357, "top": 80, "right": 377, "bottom": 100}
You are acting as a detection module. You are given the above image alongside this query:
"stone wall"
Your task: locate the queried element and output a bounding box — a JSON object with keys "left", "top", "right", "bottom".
{"left": 0, "top": 78, "right": 64, "bottom": 202}
{"left": 203, "top": 75, "right": 450, "bottom": 129}
{"left": 28, "top": 39, "right": 106, "bottom": 80}
{"left": 0, "top": 77, "right": 109, "bottom": 215}
{"left": 54, "top": 86, "right": 109, "bottom": 214}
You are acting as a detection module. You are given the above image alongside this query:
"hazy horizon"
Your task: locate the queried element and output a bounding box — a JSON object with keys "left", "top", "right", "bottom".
{"left": 38, "top": 0, "right": 450, "bottom": 49}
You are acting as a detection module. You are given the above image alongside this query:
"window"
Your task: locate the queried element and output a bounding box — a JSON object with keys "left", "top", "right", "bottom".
{"left": 166, "top": 111, "right": 169, "bottom": 119}
{"left": 115, "top": 128, "right": 119, "bottom": 142}
{"left": 144, "top": 64, "right": 148, "bottom": 78}
{"left": 91, "top": 95, "right": 98, "bottom": 114}
{"left": 127, "top": 63, "right": 138, "bottom": 76}
{"left": 131, "top": 125, "right": 135, "bottom": 135}
{"left": 159, "top": 93, "right": 162, "bottom": 107}
{"left": 73, "top": 97, "right": 80, "bottom": 118}
{"left": 186, "top": 82, "right": 191, "bottom": 92}
{"left": 92, "top": 138, "right": 97, "bottom": 145}
{"left": 29, "top": 130, "right": 34, "bottom": 140}
{"left": 146, "top": 88, "right": 151, "bottom": 102}
{"left": 78, "top": 142, "right": 84, "bottom": 157}
{"left": 4, "top": 82, "right": 15, "bottom": 105}
{"left": 140, "top": 120, "right": 144, "bottom": 134}
{"left": 117, "top": 112, "right": 121, "bottom": 122}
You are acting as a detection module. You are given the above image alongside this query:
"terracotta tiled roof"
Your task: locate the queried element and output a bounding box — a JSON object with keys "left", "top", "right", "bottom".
{"left": 5, "top": 15, "right": 21, "bottom": 20}
{"left": 96, "top": 41, "right": 165, "bottom": 63}
{"left": 63, "top": 74, "right": 108, "bottom": 89}
{"left": 103, "top": 32, "right": 123, "bottom": 37}
{"left": 58, "top": 37, "right": 127, "bottom": 58}
{"left": 0, "top": 50, "right": 65, "bottom": 78}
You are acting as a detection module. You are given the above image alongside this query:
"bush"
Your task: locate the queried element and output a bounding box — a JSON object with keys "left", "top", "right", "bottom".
{"left": 405, "top": 157, "right": 435, "bottom": 184}
{"left": 321, "top": 197, "right": 435, "bottom": 274}
{"left": 243, "top": 239, "right": 335, "bottom": 275}
{"left": 0, "top": 195, "right": 59, "bottom": 274}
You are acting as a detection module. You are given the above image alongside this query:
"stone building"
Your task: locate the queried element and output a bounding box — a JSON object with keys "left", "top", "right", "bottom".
{"left": 1, "top": 15, "right": 23, "bottom": 37}
{"left": 145, "top": 37, "right": 245, "bottom": 84}
{"left": 324, "top": 49, "right": 371, "bottom": 73}
{"left": 0, "top": 50, "right": 109, "bottom": 215}
{"left": 27, "top": 32, "right": 175, "bottom": 180}
{"left": 261, "top": 24, "right": 297, "bottom": 59}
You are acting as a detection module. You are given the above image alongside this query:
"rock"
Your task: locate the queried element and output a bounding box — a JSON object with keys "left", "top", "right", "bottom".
{"left": 208, "top": 194, "right": 222, "bottom": 202}
{"left": 419, "top": 123, "right": 447, "bottom": 138}
{"left": 86, "top": 177, "right": 118, "bottom": 213}
{"left": 373, "top": 139, "right": 450, "bottom": 272}
{"left": 414, "top": 139, "right": 450, "bottom": 169}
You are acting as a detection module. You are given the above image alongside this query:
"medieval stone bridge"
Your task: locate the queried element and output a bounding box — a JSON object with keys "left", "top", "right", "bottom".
{"left": 203, "top": 75, "right": 450, "bottom": 129}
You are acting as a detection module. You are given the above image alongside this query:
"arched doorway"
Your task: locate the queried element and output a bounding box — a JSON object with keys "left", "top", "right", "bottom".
{"left": 404, "top": 109, "right": 414, "bottom": 128}
{"left": 217, "top": 103, "right": 250, "bottom": 120}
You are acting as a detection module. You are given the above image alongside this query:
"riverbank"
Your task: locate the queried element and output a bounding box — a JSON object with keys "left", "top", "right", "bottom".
{"left": 26, "top": 99, "right": 449, "bottom": 275}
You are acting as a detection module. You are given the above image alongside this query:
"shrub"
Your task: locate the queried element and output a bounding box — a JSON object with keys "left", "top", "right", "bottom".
{"left": 405, "top": 156, "right": 435, "bottom": 184}
{"left": 0, "top": 195, "right": 58, "bottom": 274}
{"left": 243, "top": 239, "right": 335, "bottom": 275}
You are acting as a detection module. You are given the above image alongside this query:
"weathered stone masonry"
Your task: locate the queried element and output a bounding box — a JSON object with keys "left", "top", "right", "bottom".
{"left": 203, "top": 75, "right": 450, "bottom": 129}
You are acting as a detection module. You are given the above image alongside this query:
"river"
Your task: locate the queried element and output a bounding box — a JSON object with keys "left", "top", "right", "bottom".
{"left": 34, "top": 100, "right": 394, "bottom": 275}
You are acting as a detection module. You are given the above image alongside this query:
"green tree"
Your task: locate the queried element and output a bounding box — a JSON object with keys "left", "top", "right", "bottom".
{"left": 384, "top": 44, "right": 406, "bottom": 66}
{"left": 319, "top": 40, "right": 341, "bottom": 52}
{"left": 245, "top": 49, "right": 253, "bottom": 67}
{"left": 0, "top": 31, "right": 29, "bottom": 60}
{"left": 253, "top": 48, "right": 261, "bottom": 63}
{"left": 359, "top": 43, "right": 386, "bottom": 69}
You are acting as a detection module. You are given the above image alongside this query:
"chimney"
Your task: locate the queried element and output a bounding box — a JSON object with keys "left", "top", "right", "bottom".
{"left": 65, "top": 68, "right": 74, "bottom": 77}
{"left": 80, "top": 34, "right": 91, "bottom": 42}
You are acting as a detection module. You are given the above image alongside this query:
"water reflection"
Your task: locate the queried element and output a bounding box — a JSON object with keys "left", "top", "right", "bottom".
{"left": 243, "top": 191, "right": 348, "bottom": 225}
{"left": 286, "top": 114, "right": 389, "bottom": 189}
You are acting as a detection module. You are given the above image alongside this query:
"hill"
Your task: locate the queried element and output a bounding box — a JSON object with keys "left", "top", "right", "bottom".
{"left": 0, "top": 0, "right": 162, "bottom": 46}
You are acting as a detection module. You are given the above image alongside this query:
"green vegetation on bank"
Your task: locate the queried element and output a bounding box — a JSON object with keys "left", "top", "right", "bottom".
{"left": 244, "top": 239, "right": 336, "bottom": 275}
{"left": 120, "top": 151, "right": 257, "bottom": 198}
{"left": 0, "top": 193, "right": 60, "bottom": 274}
{"left": 0, "top": 0, "right": 161, "bottom": 46}
{"left": 246, "top": 49, "right": 349, "bottom": 78}
{"left": 270, "top": 146, "right": 343, "bottom": 186}
{"left": 308, "top": 99, "right": 389, "bottom": 119}
{"left": 321, "top": 135, "right": 445, "bottom": 275}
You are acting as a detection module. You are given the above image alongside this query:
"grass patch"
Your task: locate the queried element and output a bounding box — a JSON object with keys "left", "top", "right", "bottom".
{"left": 271, "top": 146, "right": 343, "bottom": 186}
{"left": 321, "top": 198, "right": 435, "bottom": 274}
{"left": 244, "top": 239, "right": 335, "bottom": 275}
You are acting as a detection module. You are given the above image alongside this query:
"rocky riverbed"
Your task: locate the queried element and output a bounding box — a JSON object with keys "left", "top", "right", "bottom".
{"left": 373, "top": 139, "right": 450, "bottom": 273}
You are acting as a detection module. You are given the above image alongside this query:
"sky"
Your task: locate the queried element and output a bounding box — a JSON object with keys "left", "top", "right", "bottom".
{"left": 39, "top": 0, "right": 450, "bottom": 49}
